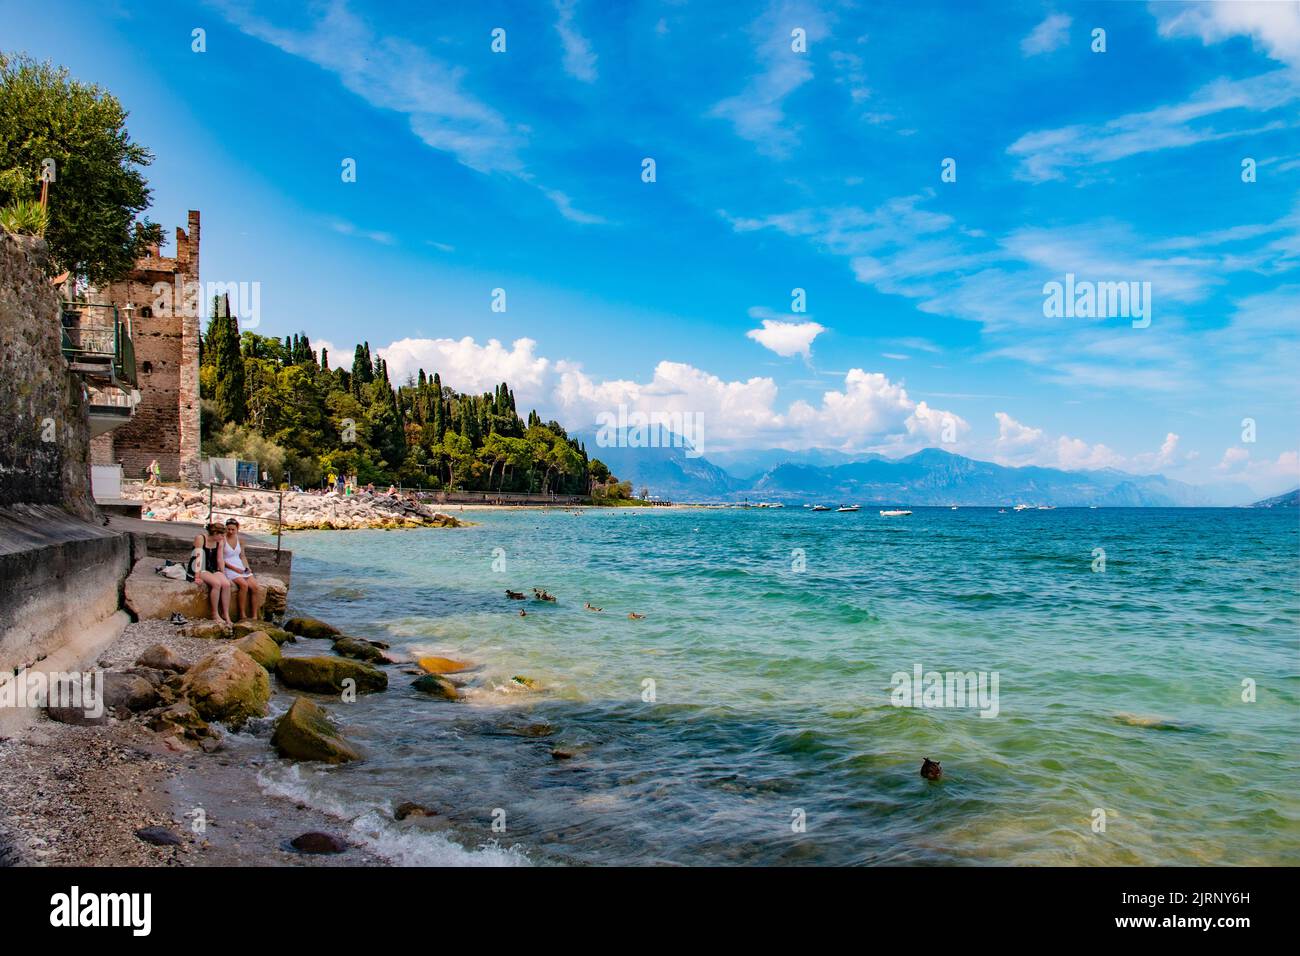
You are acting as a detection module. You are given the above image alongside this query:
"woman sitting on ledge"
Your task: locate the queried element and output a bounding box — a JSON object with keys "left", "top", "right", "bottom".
{"left": 191, "top": 522, "right": 234, "bottom": 627}
{"left": 222, "top": 519, "right": 263, "bottom": 621}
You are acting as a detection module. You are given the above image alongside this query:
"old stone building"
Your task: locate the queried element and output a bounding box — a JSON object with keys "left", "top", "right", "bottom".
{"left": 91, "top": 210, "right": 202, "bottom": 483}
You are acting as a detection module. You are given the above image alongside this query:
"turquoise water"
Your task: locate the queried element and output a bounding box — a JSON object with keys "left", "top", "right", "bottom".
{"left": 254, "top": 507, "right": 1299, "bottom": 865}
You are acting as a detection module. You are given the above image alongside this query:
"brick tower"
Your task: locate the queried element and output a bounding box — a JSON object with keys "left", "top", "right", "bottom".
{"left": 93, "top": 211, "right": 202, "bottom": 483}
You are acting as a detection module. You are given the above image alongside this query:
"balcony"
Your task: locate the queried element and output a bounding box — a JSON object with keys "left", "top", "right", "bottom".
{"left": 60, "top": 302, "right": 137, "bottom": 388}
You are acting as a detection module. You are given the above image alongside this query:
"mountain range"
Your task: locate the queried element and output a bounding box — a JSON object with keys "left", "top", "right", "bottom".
{"left": 577, "top": 430, "right": 1257, "bottom": 507}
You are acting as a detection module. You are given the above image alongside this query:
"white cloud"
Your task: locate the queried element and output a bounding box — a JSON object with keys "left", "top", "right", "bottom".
{"left": 1007, "top": 69, "right": 1300, "bottom": 182}
{"left": 709, "top": 1, "right": 830, "bottom": 156}
{"left": 212, "top": 1, "right": 526, "bottom": 175}
{"left": 745, "top": 316, "right": 826, "bottom": 358}
{"left": 992, "top": 412, "right": 1178, "bottom": 473}
{"left": 376, "top": 335, "right": 963, "bottom": 454}
{"left": 543, "top": 189, "right": 607, "bottom": 225}
{"left": 1153, "top": 0, "right": 1300, "bottom": 68}
{"left": 1021, "top": 13, "right": 1072, "bottom": 56}
{"left": 554, "top": 0, "right": 598, "bottom": 83}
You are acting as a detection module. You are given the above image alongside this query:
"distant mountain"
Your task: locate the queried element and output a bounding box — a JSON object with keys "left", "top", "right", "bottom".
{"left": 1250, "top": 487, "right": 1299, "bottom": 508}
{"left": 745, "top": 448, "right": 1212, "bottom": 507}
{"left": 580, "top": 435, "right": 1220, "bottom": 506}
{"left": 575, "top": 428, "right": 743, "bottom": 501}
{"left": 704, "top": 446, "right": 872, "bottom": 480}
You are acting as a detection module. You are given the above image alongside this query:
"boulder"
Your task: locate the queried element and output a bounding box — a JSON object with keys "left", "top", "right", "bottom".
{"left": 411, "top": 674, "right": 458, "bottom": 700}
{"left": 185, "top": 621, "right": 231, "bottom": 640}
{"left": 43, "top": 675, "right": 109, "bottom": 726}
{"left": 261, "top": 627, "right": 296, "bottom": 646}
{"left": 333, "top": 636, "right": 388, "bottom": 665}
{"left": 181, "top": 646, "right": 271, "bottom": 727}
{"left": 101, "top": 672, "right": 159, "bottom": 712}
{"left": 233, "top": 632, "right": 281, "bottom": 670}
{"left": 284, "top": 616, "right": 341, "bottom": 640}
{"left": 261, "top": 577, "right": 288, "bottom": 618}
{"left": 135, "top": 644, "right": 187, "bottom": 673}
{"left": 135, "top": 826, "right": 183, "bottom": 847}
{"left": 276, "top": 656, "right": 387, "bottom": 694}
{"left": 290, "top": 832, "right": 347, "bottom": 854}
{"left": 270, "top": 697, "right": 361, "bottom": 763}
{"left": 147, "top": 702, "right": 218, "bottom": 747}
{"left": 417, "top": 656, "right": 472, "bottom": 675}
{"left": 123, "top": 557, "right": 212, "bottom": 622}
{"left": 231, "top": 620, "right": 268, "bottom": 638}
{"left": 394, "top": 802, "right": 436, "bottom": 821}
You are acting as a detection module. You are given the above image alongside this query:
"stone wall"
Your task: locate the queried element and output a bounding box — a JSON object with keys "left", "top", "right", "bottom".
{"left": 0, "top": 234, "right": 95, "bottom": 520}
{"left": 100, "top": 210, "right": 202, "bottom": 483}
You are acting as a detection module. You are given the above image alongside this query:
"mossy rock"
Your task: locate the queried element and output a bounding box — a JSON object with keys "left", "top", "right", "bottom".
{"left": 334, "top": 636, "right": 389, "bottom": 665}
{"left": 181, "top": 646, "right": 271, "bottom": 728}
{"left": 231, "top": 619, "right": 268, "bottom": 639}
{"left": 284, "top": 617, "right": 341, "bottom": 640}
{"left": 233, "top": 632, "right": 281, "bottom": 671}
{"left": 276, "top": 656, "right": 388, "bottom": 694}
{"left": 411, "top": 674, "right": 458, "bottom": 700}
{"left": 261, "top": 627, "right": 296, "bottom": 646}
{"left": 271, "top": 697, "right": 361, "bottom": 763}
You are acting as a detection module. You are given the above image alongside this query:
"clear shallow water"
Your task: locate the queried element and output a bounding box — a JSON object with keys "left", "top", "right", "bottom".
{"left": 255, "top": 507, "right": 1299, "bottom": 865}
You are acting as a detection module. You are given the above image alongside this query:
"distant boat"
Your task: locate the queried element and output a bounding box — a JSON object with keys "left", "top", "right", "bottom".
{"left": 998, "top": 509, "right": 1007, "bottom": 514}
{"left": 880, "top": 509, "right": 912, "bottom": 517}
{"left": 1014, "top": 504, "right": 1032, "bottom": 511}
{"left": 950, "top": 506, "right": 958, "bottom": 510}
{"left": 1037, "top": 505, "right": 1055, "bottom": 510}
{"left": 811, "top": 504, "right": 831, "bottom": 511}
{"left": 802, "top": 503, "right": 813, "bottom": 508}
{"left": 836, "top": 504, "right": 860, "bottom": 512}
{"left": 1089, "top": 505, "right": 1099, "bottom": 509}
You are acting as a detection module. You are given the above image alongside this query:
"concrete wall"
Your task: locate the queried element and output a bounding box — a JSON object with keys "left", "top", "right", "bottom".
{"left": 0, "top": 505, "right": 131, "bottom": 675}
{"left": 0, "top": 235, "right": 95, "bottom": 521}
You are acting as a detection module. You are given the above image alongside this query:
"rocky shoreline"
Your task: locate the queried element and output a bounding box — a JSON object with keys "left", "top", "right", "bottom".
{"left": 124, "top": 484, "right": 464, "bottom": 531}
{"left": 0, "top": 606, "right": 498, "bottom": 867}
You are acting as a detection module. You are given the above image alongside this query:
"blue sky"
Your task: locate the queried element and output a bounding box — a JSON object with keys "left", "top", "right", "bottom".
{"left": 5, "top": 0, "right": 1298, "bottom": 496}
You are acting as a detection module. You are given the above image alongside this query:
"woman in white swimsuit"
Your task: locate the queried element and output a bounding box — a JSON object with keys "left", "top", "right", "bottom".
{"left": 222, "top": 519, "right": 263, "bottom": 620}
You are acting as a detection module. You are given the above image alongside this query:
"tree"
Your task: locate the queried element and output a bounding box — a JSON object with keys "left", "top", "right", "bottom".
{"left": 0, "top": 54, "right": 159, "bottom": 283}
{"left": 203, "top": 295, "right": 246, "bottom": 424}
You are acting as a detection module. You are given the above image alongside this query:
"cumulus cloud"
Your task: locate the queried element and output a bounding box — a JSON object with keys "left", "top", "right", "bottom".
{"left": 992, "top": 412, "right": 1179, "bottom": 473}
{"left": 376, "top": 335, "right": 963, "bottom": 454}
{"left": 745, "top": 314, "right": 826, "bottom": 358}
{"left": 1021, "top": 13, "right": 1072, "bottom": 56}
{"left": 1153, "top": 0, "right": 1300, "bottom": 68}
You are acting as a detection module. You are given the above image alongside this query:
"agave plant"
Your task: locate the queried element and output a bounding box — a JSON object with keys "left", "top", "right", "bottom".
{"left": 0, "top": 199, "right": 50, "bottom": 237}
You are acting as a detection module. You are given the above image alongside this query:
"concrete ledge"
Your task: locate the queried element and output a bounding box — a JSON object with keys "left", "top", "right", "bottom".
{"left": 0, "top": 505, "right": 132, "bottom": 675}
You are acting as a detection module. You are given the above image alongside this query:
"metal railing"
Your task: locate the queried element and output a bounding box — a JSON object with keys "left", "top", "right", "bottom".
{"left": 60, "top": 302, "right": 137, "bottom": 387}
{"left": 205, "top": 484, "right": 285, "bottom": 564}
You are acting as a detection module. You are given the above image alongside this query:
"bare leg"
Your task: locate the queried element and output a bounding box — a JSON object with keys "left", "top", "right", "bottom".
{"left": 218, "top": 579, "right": 235, "bottom": 626}
{"left": 205, "top": 573, "right": 222, "bottom": 620}
{"left": 250, "top": 578, "right": 264, "bottom": 620}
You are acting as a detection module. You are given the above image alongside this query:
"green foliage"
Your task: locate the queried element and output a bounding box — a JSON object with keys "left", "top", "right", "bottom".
{"left": 0, "top": 197, "right": 48, "bottom": 235}
{"left": 197, "top": 319, "right": 596, "bottom": 493}
{"left": 0, "top": 53, "right": 158, "bottom": 283}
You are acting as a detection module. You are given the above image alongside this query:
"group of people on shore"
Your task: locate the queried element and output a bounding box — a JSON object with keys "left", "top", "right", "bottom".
{"left": 190, "top": 519, "right": 263, "bottom": 626}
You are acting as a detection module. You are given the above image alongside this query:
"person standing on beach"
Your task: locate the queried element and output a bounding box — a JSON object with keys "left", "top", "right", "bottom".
{"left": 222, "top": 519, "right": 263, "bottom": 620}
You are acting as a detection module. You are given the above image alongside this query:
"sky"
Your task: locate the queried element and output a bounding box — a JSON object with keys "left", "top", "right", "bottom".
{"left": 4, "top": 0, "right": 1298, "bottom": 497}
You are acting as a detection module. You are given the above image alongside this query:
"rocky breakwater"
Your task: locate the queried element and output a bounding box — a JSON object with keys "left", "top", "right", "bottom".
{"left": 124, "top": 485, "right": 464, "bottom": 531}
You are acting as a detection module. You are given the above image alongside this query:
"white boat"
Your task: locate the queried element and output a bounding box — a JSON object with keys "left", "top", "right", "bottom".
{"left": 811, "top": 504, "right": 831, "bottom": 511}
{"left": 1037, "top": 505, "right": 1055, "bottom": 510}
{"left": 836, "top": 504, "right": 860, "bottom": 512}
{"left": 879, "top": 509, "right": 912, "bottom": 517}
{"left": 950, "top": 506, "right": 958, "bottom": 510}
{"left": 1013, "top": 504, "right": 1032, "bottom": 511}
